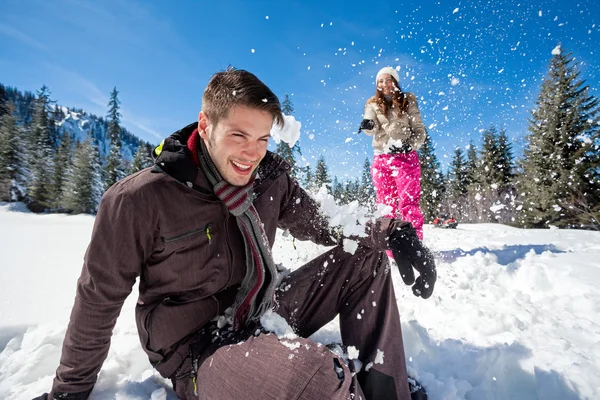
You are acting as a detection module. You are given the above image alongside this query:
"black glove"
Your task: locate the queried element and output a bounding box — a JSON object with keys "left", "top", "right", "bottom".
{"left": 389, "top": 143, "right": 413, "bottom": 154}
{"left": 358, "top": 119, "right": 375, "bottom": 133}
{"left": 388, "top": 224, "right": 437, "bottom": 299}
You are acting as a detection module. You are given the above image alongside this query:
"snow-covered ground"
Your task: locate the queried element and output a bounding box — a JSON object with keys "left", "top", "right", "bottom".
{"left": 1, "top": 202, "right": 599, "bottom": 399}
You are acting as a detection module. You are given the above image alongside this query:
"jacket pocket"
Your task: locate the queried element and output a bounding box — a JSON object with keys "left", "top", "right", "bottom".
{"left": 163, "top": 228, "right": 203, "bottom": 243}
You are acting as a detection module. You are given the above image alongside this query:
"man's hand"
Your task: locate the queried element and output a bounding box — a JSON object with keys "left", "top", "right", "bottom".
{"left": 388, "top": 224, "right": 436, "bottom": 299}
{"left": 358, "top": 119, "right": 375, "bottom": 133}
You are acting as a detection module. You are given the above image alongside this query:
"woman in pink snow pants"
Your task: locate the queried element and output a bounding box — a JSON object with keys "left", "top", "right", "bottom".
{"left": 359, "top": 66, "right": 427, "bottom": 240}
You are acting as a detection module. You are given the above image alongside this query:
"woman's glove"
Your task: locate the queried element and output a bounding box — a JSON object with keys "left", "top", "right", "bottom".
{"left": 358, "top": 119, "right": 375, "bottom": 133}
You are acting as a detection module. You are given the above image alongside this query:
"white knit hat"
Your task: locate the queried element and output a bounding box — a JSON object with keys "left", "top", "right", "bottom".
{"left": 376, "top": 66, "right": 400, "bottom": 83}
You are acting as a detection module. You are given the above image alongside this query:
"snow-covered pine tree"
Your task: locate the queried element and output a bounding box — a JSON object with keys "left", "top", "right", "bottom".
{"left": 496, "top": 129, "right": 515, "bottom": 191}
{"left": 314, "top": 155, "right": 331, "bottom": 193}
{"left": 105, "top": 87, "right": 124, "bottom": 191}
{"left": 465, "top": 140, "right": 479, "bottom": 188}
{"left": 62, "top": 133, "right": 103, "bottom": 214}
{"left": 331, "top": 176, "right": 343, "bottom": 203}
{"left": 443, "top": 147, "right": 468, "bottom": 218}
{"left": 480, "top": 125, "right": 502, "bottom": 187}
{"left": 418, "top": 133, "right": 444, "bottom": 222}
{"left": 518, "top": 45, "right": 600, "bottom": 228}
{"left": 358, "top": 158, "right": 376, "bottom": 210}
{"left": 0, "top": 84, "right": 8, "bottom": 118}
{"left": 52, "top": 131, "right": 73, "bottom": 210}
{"left": 27, "top": 85, "right": 55, "bottom": 212}
{"left": 303, "top": 165, "right": 313, "bottom": 192}
{"left": 0, "top": 102, "right": 25, "bottom": 201}
{"left": 130, "top": 143, "right": 154, "bottom": 174}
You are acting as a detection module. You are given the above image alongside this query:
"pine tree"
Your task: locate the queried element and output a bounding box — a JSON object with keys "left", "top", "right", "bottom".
{"left": 62, "top": 134, "right": 103, "bottom": 214}
{"left": 303, "top": 165, "right": 313, "bottom": 191}
{"left": 358, "top": 158, "right": 376, "bottom": 209}
{"left": 105, "top": 87, "right": 124, "bottom": 191}
{"left": 130, "top": 143, "right": 154, "bottom": 174}
{"left": 465, "top": 140, "right": 480, "bottom": 188}
{"left": 52, "top": 131, "right": 73, "bottom": 209}
{"left": 0, "top": 103, "right": 25, "bottom": 201}
{"left": 313, "top": 155, "right": 331, "bottom": 193}
{"left": 496, "top": 129, "right": 515, "bottom": 190}
{"left": 27, "top": 85, "right": 55, "bottom": 212}
{"left": 445, "top": 147, "right": 468, "bottom": 217}
{"left": 418, "top": 134, "right": 444, "bottom": 222}
{"left": 332, "top": 176, "right": 343, "bottom": 203}
{"left": 480, "top": 125, "right": 503, "bottom": 187}
{"left": 518, "top": 46, "right": 600, "bottom": 228}
{"left": 0, "top": 84, "right": 8, "bottom": 118}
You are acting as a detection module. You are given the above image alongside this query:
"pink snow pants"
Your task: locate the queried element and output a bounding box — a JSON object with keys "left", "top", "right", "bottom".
{"left": 371, "top": 151, "right": 424, "bottom": 240}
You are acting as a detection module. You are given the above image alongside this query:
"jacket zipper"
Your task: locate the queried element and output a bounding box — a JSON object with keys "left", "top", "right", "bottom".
{"left": 163, "top": 228, "right": 203, "bottom": 243}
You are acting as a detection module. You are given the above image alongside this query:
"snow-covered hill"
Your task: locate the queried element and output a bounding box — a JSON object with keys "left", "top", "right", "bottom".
{"left": 0, "top": 203, "right": 598, "bottom": 399}
{"left": 55, "top": 106, "right": 138, "bottom": 161}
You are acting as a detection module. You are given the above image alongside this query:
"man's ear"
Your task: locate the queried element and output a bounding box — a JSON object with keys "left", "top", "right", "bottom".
{"left": 198, "top": 111, "right": 208, "bottom": 140}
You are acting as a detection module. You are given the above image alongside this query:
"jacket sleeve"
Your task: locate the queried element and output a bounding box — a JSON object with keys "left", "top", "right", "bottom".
{"left": 361, "top": 101, "right": 379, "bottom": 136}
{"left": 406, "top": 93, "right": 426, "bottom": 150}
{"left": 277, "top": 174, "right": 339, "bottom": 247}
{"left": 50, "top": 183, "right": 153, "bottom": 398}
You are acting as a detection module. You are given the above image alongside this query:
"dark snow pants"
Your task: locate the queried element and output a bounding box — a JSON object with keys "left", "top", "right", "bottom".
{"left": 173, "top": 245, "right": 410, "bottom": 400}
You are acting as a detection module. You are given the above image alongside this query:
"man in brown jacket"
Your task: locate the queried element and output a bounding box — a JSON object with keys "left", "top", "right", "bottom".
{"left": 35, "top": 68, "right": 436, "bottom": 400}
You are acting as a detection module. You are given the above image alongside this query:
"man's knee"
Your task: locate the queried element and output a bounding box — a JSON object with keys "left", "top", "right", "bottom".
{"left": 196, "top": 334, "right": 354, "bottom": 400}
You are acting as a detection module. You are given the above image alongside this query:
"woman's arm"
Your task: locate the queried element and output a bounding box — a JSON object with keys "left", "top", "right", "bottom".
{"left": 406, "top": 93, "right": 426, "bottom": 150}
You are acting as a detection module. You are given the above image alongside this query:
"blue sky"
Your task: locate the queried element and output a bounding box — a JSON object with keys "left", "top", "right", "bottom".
{"left": 1, "top": 0, "right": 599, "bottom": 179}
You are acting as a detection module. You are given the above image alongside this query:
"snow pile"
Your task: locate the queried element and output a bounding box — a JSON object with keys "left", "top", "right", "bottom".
{"left": 1, "top": 204, "right": 599, "bottom": 399}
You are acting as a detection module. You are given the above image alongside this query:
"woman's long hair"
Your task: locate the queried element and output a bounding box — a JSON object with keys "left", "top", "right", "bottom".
{"left": 371, "top": 76, "right": 409, "bottom": 116}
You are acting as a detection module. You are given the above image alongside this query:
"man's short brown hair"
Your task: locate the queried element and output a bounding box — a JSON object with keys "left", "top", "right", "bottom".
{"left": 202, "top": 67, "right": 284, "bottom": 128}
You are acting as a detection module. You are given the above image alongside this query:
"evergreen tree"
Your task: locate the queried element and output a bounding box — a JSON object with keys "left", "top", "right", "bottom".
{"left": 303, "top": 165, "right": 313, "bottom": 191}
{"left": 27, "top": 85, "right": 55, "bottom": 212}
{"left": 313, "top": 155, "right": 331, "bottom": 193}
{"left": 358, "top": 158, "right": 376, "bottom": 209}
{"left": 332, "top": 176, "right": 344, "bottom": 203}
{"left": 130, "top": 142, "right": 154, "bottom": 174}
{"left": 480, "top": 125, "right": 502, "bottom": 187}
{"left": 282, "top": 94, "right": 295, "bottom": 115}
{"left": 445, "top": 147, "right": 468, "bottom": 217}
{"left": 518, "top": 46, "right": 600, "bottom": 228}
{"left": 52, "top": 131, "right": 73, "bottom": 209}
{"left": 0, "top": 83, "right": 8, "bottom": 118}
{"left": 105, "top": 87, "right": 124, "bottom": 191}
{"left": 48, "top": 105, "right": 63, "bottom": 151}
{"left": 62, "top": 134, "right": 103, "bottom": 214}
{"left": 465, "top": 140, "right": 480, "bottom": 188}
{"left": 344, "top": 180, "right": 359, "bottom": 203}
{"left": 496, "top": 129, "right": 515, "bottom": 190}
{"left": 0, "top": 103, "right": 25, "bottom": 201}
{"left": 418, "top": 134, "right": 444, "bottom": 222}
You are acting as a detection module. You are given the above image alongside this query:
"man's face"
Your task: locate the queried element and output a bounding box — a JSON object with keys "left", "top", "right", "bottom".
{"left": 198, "top": 106, "right": 273, "bottom": 186}
{"left": 377, "top": 73, "right": 395, "bottom": 95}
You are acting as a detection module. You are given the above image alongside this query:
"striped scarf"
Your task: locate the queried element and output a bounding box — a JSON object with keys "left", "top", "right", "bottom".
{"left": 195, "top": 135, "right": 278, "bottom": 329}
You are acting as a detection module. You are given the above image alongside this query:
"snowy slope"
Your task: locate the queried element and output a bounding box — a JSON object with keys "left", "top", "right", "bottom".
{"left": 55, "top": 106, "right": 138, "bottom": 162}
{"left": 0, "top": 203, "right": 599, "bottom": 399}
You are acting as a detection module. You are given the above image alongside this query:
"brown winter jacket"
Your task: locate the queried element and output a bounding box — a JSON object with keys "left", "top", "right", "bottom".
{"left": 50, "top": 122, "right": 397, "bottom": 397}
{"left": 362, "top": 92, "right": 427, "bottom": 152}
